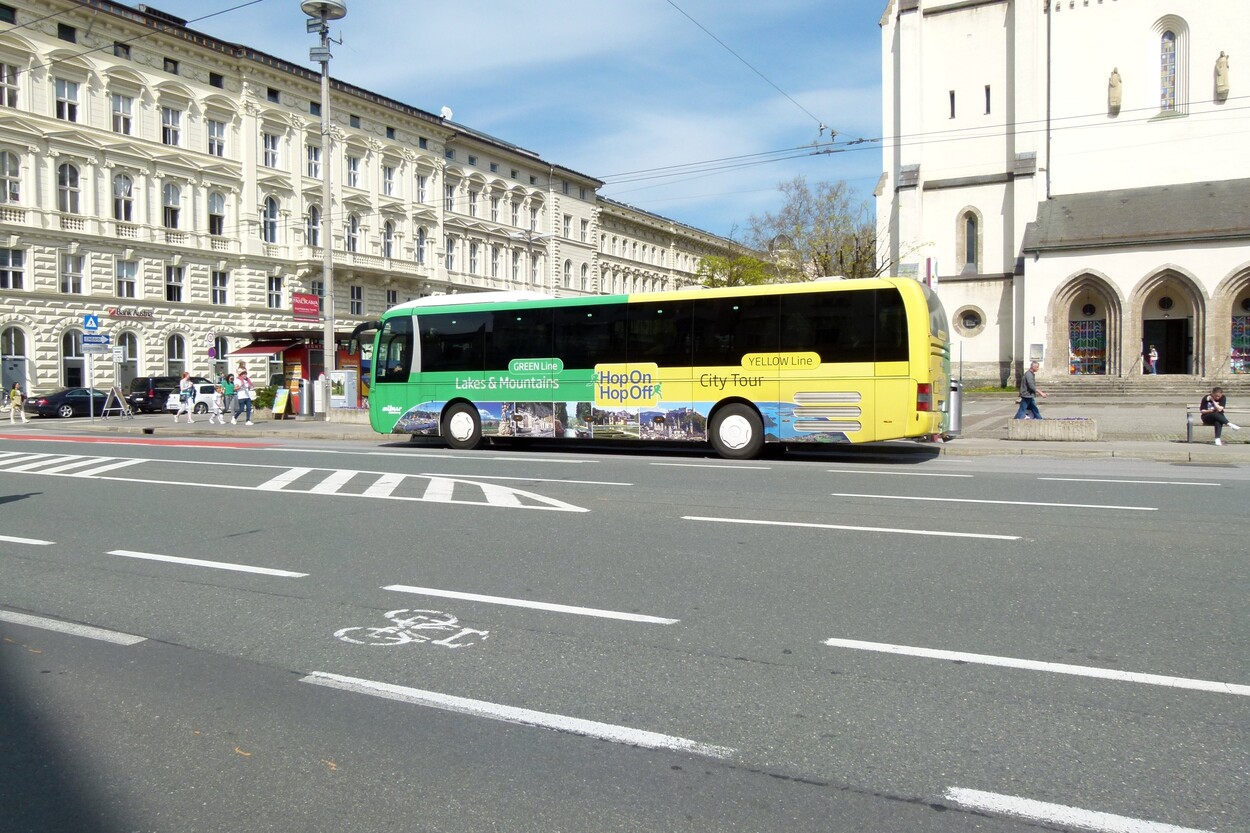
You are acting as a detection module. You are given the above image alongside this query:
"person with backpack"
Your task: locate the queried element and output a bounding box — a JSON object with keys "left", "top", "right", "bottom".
{"left": 233, "top": 370, "right": 254, "bottom": 425}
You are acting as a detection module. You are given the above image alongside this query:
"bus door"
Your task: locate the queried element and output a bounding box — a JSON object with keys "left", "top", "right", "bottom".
{"left": 628, "top": 299, "right": 696, "bottom": 442}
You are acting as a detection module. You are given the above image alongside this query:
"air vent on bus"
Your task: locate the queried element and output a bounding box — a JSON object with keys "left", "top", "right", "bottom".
{"left": 792, "top": 391, "right": 863, "bottom": 405}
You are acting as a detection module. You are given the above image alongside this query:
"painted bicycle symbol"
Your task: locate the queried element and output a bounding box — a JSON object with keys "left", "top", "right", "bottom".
{"left": 334, "top": 608, "right": 489, "bottom": 649}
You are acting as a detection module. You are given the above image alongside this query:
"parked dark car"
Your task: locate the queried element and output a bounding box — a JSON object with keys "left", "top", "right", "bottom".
{"left": 24, "top": 387, "right": 109, "bottom": 418}
{"left": 127, "top": 375, "right": 208, "bottom": 413}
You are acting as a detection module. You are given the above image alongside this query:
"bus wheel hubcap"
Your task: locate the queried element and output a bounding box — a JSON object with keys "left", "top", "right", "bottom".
{"left": 719, "top": 415, "right": 751, "bottom": 450}
{"left": 448, "top": 411, "right": 475, "bottom": 441}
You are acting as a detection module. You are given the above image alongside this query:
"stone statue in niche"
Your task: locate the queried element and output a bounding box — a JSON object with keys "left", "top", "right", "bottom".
{"left": 1108, "top": 68, "right": 1122, "bottom": 114}
{"left": 1216, "top": 51, "right": 1230, "bottom": 99}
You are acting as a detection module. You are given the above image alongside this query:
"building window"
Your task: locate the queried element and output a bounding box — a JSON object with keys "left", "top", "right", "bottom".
{"left": 163, "top": 57, "right": 178, "bottom": 75}
{"left": 207, "top": 119, "right": 226, "bottom": 157}
{"left": 984, "top": 85, "right": 991, "bottom": 114}
{"left": 350, "top": 285, "right": 363, "bottom": 315}
{"left": 54, "top": 78, "right": 78, "bottom": 121}
{"left": 511, "top": 202, "right": 520, "bottom": 227}
{"left": 60, "top": 253, "right": 84, "bottom": 294}
{"left": 444, "top": 184, "right": 455, "bottom": 212}
{"left": 445, "top": 148, "right": 455, "bottom": 160}
{"left": 212, "top": 336, "right": 229, "bottom": 377}
{"left": 418, "top": 137, "right": 428, "bottom": 150}
{"left": 580, "top": 219, "right": 588, "bottom": 242}
{"left": 383, "top": 165, "right": 395, "bottom": 196}
{"left": 510, "top": 168, "right": 518, "bottom": 180}
{"left": 580, "top": 187, "right": 587, "bottom": 200}
{"left": 468, "top": 189, "right": 478, "bottom": 217}
{"left": 1160, "top": 31, "right": 1177, "bottom": 112}
{"left": 162, "top": 183, "right": 181, "bottom": 229}
{"left": 115, "top": 259, "right": 137, "bottom": 298}
{"left": 416, "top": 227, "right": 426, "bottom": 265}
{"left": 267, "top": 275, "right": 283, "bottom": 309}
{"left": 57, "top": 23, "right": 76, "bottom": 42}
{"left": 349, "top": 114, "right": 360, "bottom": 128}
{"left": 266, "top": 87, "right": 279, "bottom": 103}
{"left": 166, "top": 334, "right": 185, "bottom": 376}
{"left": 207, "top": 191, "right": 225, "bottom": 236}
{"left": 561, "top": 180, "right": 570, "bottom": 195}
{"left": 346, "top": 214, "right": 359, "bottom": 252}
{"left": 490, "top": 162, "right": 499, "bottom": 173}
{"left": 491, "top": 245, "right": 500, "bottom": 279}
{"left": 111, "top": 94, "right": 133, "bottom": 134}
{"left": 56, "top": 163, "right": 79, "bottom": 214}
{"left": 580, "top": 263, "right": 588, "bottom": 292}
{"left": 957, "top": 209, "right": 980, "bottom": 274}
{"left": 0, "top": 248, "right": 23, "bottom": 289}
{"left": 529, "top": 207, "right": 538, "bottom": 230}
{"left": 62, "top": 330, "right": 84, "bottom": 386}
{"left": 311, "top": 280, "right": 324, "bottom": 312}
{"left": 306, "top": 204, "right": 320, "bottom": 247}
{"left": 262, "top": 132, "right": 280, "bottom": 168}
{"left": 445, "top": 237, "right": 455, "bottom": 271}
{"left": 563, "top": 259, "right": 572, "bottom": 288}
{"left": 0, "top": 5, "right": 15, "bottom": 24}
{"left": 261, "top": 196, "right": 279, "bottom": 243}
{"left": 0, "top": 151, "right": 17, "bottom": 204}
{"left": 161, "top": 106, "right": 181, "bottom": 146}
{"left": 469, "top": 241, "right": 479, "bottom": 274}
{"left": 346, "top": 154, "right": 360, "bottom": 188}
{"left": 0, "top": 64, "right": 16, "bottom": 108}
{"left": 309, "top": 100, "right": 320, "bottom": 116}
{"left": 511, "top": 250, "right": 521, "bottom": 282}
{"left": 212, "top": 270, "right": 228, "bottom": 305}
{"left": 382, "top": 220, "right": 395, "bottom": 258}
{"left": 416, "top": 174, "right": 428, "bottom": 203}
{"left": 110, "top": 174, "right": 133, "bottom": 221}
{"left": 468, "top": 155, "right": 477, "bottom": 166}
{"left": 490, "top": 196, "right": 500, "bottom": 222}
{"left": 165, "top": 265, "right": 184, "bottom": 302}
{"left": 530, "top": 251, "right": 540, "bottom": 284}
{"left": 386, "top": 126, "right": 395, "bottom": 140}
{"left": 949, "top": 90, "right": 956, "bottom": 119}
{"left": 209, "top": 72, "right": 224, "bottom": 89}
{"left": 563, "top": 214, "right": 572, "bottom": 237}
{"left": 113, "top": 41, "right": 130, "bottom": 59}
{"left": 306, "top": 144, "right": 322, "bottom": 179}
{"left": 386, "top": 289, "right": 397, "bottom": 307}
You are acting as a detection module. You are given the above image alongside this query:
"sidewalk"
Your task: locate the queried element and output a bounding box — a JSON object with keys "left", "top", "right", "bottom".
{"left": 4, "top": 397, "right": 1248, "bottom": 464}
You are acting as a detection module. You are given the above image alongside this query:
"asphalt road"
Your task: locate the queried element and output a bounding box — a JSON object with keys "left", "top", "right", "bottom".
{"left": 1, "top": 435, "right": 1246, "bottom": 833}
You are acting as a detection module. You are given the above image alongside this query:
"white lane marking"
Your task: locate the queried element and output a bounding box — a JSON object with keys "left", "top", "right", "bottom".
{"left": 684, "top": 515, "right": 1019, "bottom": 541}
{"left": 105, "top": 549, "right": 308, "bottom": 578}
{"left": 362, "top": 472, "right": 406, "bottom": 498}
{"left": 651, "top": 462, "right": 770, "bottom": 470}
{"left": 274, "top": 448, "right": 595, "bottom": 464}
{"left": 257, "top": 467, "right": 313, "bottom": 491}
{"left": 944, "top": 787, "right": 1217, "bottom": 833}
{"left": 4, "top": 454, "right": 68, "bottom": 472}
{"left": 827, "top": 468, "right": 973, "bottom": 478}
{"left": 300, "top": 672, "right": 733, "bottom": 759}
{"left": 831, "top": 493, "right": 1155, "bottom": 512}
{"left": 309, "top": 469, "right": 357, "bottom": 494}
{"left": 384, "top": 585, "right": 680, "bottom": 625}
{"left": 0, "top": 453, "right": 57, "bottom": 468}
{"left": 823, "top": 638, "right": 1250, "bottom": 697}
{"left": 419, "top": 472, "right": 632, "bottom": 486}
{"left": 1039, "top": 477, "right": 1220, "bottom": 487}
{"left": 476, "top": 482, "right": 524, "bottom": 508}
{"left": 0, "top": 534, "right": 54, "bottom": 546}
{"left": 37, "top": 456, "right": 112, "bottom": 474}
{"left": 0, "top": 609, "right": 146, "bottom": 645}
{"left": 70, "top": 458, "right": 146, "bottom": 478}
{"left": 422, "top": 477, "right": 456, "bottom": 502}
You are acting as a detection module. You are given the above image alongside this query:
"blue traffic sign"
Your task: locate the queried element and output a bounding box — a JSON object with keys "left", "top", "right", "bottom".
{"left": 83, "top": 314, "right": 100, "bottom": 331}
{"left": 82, "top": 333, "right": 111, "bottom": 345}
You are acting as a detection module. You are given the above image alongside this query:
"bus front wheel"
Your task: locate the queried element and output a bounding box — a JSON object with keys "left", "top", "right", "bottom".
{"left": 709, "top": 404, "right": 764, "bottom": 460}
{"left": 442, "top": 402, "right": 482, "bottom": 450}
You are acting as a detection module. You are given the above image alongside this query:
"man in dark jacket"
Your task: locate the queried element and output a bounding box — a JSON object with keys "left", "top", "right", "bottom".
{"left": 1014, "top": 361, "right": 1046, "bottom": 419}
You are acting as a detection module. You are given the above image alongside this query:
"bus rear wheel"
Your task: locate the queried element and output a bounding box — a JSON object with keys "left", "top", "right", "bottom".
{"left": 709, "top": 403, "right": 764, "bottom": 460}
{"left": 442, "top": 402, "right": 482, "bottom": 450}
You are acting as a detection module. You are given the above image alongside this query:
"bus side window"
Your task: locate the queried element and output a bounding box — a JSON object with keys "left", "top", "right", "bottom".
{"left": 375, "top": 317, "right": 413, "bottom": 383}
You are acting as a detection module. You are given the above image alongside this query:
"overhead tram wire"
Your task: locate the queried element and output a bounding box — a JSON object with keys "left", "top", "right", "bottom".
{"left": 662, "top": 0, "right": 856, "bottom": 144}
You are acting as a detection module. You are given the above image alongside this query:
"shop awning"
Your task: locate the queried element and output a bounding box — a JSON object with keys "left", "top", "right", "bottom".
{"left": 226, "top": 341, "right": 298, "bottom": 357}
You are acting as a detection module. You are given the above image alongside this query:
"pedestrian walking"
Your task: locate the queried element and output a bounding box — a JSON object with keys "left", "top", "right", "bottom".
{"left": 233, "top": 370, "right": 254, "bottom": 425}
{"left": 173, "top": 371, "right": 196, "bottom": 423}
{"left": 8, "top": 382, "right": 28, "bottom": 423}
{"left": 222, "top": 373, "right": 237, "bottom": 419}
{"left": 207, "top": 385, "right": 226, "bottom": 424}
{"left": 1014, "top": 361, "right": 1047, "bottom": 419}
{"left": 1199, "top": 386, "right": 1241, "bottom": 446}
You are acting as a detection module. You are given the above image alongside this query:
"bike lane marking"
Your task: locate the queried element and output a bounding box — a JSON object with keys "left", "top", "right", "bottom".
{"left": 383, "top": 585, "right": 680, "bottom": 624}
{"left": 944, "top": 788, "right": 1217, "bottom": 833}
{"left": 106, "top": 550, "right": 308, "bottom": 578}
{"left": 0, "top": 608, "right": 146, "bottom": 645}
{"left": 823, "top": 638, "right": 1250, "bottom": 697}
{"left": 300, "top": 672, "right": 734, "bottom": 760}
{"left": 830, "top": 492, "right": 1156, "bottom": 512}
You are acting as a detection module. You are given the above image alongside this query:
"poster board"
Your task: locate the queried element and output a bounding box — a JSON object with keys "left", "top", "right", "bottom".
{"left": 101, "top": 386, "right": 133, "bottom": 419}
{"left": 271, "top": 388, "right": 291, "bottom": 419}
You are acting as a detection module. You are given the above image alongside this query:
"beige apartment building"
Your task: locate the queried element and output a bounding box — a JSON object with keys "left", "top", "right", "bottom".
{"left": 0, "top": 0, "right": 734, "bottom": 394}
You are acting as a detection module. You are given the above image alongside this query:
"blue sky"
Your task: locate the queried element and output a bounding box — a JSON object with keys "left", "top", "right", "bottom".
{"left": 150, "top": 0, "right": 887, "bottom": 238}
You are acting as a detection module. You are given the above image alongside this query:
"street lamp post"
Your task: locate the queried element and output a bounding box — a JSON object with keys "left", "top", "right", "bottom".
{"left": 301, "top": 0, "right": 346, "bottom": 418}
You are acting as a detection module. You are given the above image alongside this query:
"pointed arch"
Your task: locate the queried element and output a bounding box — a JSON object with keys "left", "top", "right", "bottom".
{"left": 1049, "top": 270, "right": 1125, "bottom": 376}
{"left": 1131, "top": 266, "right": 1206, "bottom": 375}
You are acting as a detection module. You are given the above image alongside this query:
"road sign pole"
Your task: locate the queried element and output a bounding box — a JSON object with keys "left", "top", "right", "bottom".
{"left": 88, "top": 350, "right": 95, "bottom": 423}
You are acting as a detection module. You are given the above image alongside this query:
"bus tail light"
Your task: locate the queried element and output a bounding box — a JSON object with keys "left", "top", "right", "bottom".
{"left": 916, "top": 383, "right": 932, "bottom": 412}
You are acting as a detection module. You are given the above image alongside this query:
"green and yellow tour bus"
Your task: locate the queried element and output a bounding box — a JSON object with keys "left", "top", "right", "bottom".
{"left": 356, "top": 277, "right": 949, "bottom": 459}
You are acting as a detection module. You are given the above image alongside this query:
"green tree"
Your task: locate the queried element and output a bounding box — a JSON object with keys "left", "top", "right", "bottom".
{"left": 747, "top": 176, "right": 883, "bottom": 281}
{"left": 696, "top": 252, "right": 777, "bottom": 288}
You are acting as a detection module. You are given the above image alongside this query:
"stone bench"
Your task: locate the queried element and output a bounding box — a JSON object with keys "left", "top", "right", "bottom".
{"left": 1007, "top": 418, "right": 1099, "bottom": 441}
{"left": 1185, "top": 406, "right": 1250, "bottom": 443}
